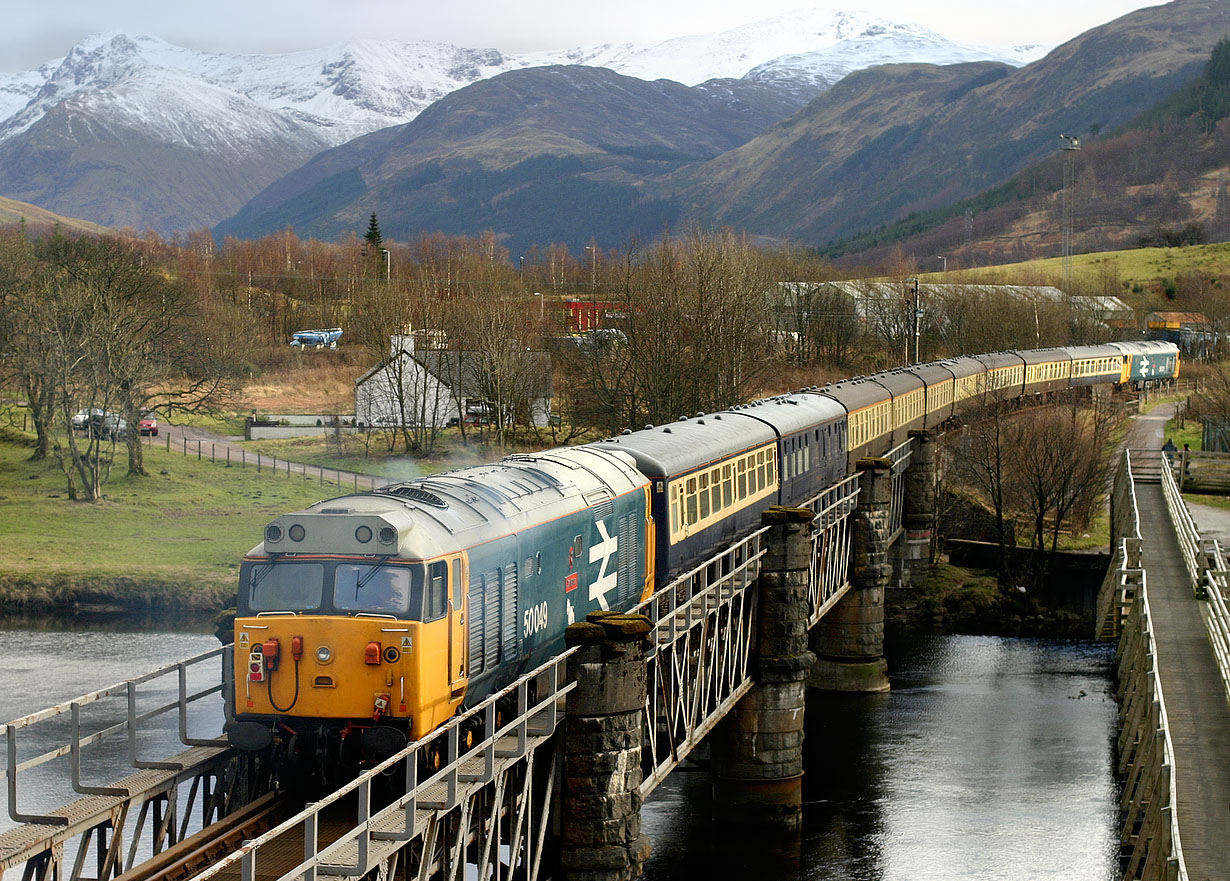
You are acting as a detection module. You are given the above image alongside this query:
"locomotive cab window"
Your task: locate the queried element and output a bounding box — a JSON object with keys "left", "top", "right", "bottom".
{"left": 245, "top": 561, "right": 324, "bottom": 612}
{"left": 334, "top": 563, "right": 421, "bottom": 615}
{"left": 425, "top": 561, "right": 448, "bottom": 621}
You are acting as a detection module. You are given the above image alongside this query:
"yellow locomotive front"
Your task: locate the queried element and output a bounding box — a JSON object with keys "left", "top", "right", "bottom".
{"left": 226, "top": 504, "right": 468, "bottom": 768}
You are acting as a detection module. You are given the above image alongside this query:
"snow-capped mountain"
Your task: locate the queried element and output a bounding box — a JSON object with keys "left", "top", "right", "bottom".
{"left": 0, "top": 7, "right": 1051, "bottom": 234}
{"left": 0, "top": 9, "right": 1046, "bottom": 150}
{"left": 522, "top": 8, "right": 1045, "bottom": 88}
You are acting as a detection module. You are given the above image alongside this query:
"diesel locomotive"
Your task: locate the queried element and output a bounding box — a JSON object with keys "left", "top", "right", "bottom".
{"left": 224, "top": 340, "right": 1178, "bottom": 766}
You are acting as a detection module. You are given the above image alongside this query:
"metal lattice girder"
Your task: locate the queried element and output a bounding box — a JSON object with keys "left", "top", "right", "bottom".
{"left": 633, "top": 531, "right": 764, "bottom": 797}
{"left": 803, "top": 474, "right": 860, "bottom": 627}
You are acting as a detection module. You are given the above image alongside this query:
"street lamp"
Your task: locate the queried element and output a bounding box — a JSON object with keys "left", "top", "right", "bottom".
{"left": 905, "top": 277, "right": 921, "bottom": 365}
{"left": 586, "top": 246, "right": 596, "bottom": 292}
{"left": 519, "top": 255, "right": 524, "bottom": 281}
{"left": 381, "top": 248, "right": 390, "bottom": 282}
{"left": 935, "top": 255, "right": 946, "bottom": 273}
{"left": 533, "top": 291, "right": 543, "bottom": 321}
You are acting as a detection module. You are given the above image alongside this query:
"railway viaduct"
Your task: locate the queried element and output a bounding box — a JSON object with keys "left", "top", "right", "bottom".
{"left": 2, "top": 427, "right": 1227, "bottom": 881}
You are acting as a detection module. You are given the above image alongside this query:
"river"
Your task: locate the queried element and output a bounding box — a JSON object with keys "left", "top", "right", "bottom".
{"left": 0, "top": 627, "right": 1119, "bottom": 879}
{"left": 641, "top": 635, "right": 1120, "bottom": 881}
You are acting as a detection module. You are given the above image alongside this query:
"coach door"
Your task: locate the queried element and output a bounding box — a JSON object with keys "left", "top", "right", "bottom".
{"left": 448, "top": 555, "right": 467, "bottom": 696}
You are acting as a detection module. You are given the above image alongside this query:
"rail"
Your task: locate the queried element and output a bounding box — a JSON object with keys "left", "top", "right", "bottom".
{"left": 2, "top": 646, "right": 227, "bottom": 824}
{"left": 633, "top": 529, "right": 765, "bottom": 796}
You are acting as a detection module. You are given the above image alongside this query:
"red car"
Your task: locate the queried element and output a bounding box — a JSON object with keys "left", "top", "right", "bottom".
{"left": 139, "top": 413, "right": 158, "bottom": 436}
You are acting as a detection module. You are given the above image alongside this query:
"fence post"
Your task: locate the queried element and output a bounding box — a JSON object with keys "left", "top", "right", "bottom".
{"left": 197, "top": 441, "right": 202, "bottom": 461}
{"left": 257, "top": 453, "right": 261, "bottom": 473}
{"left": 227, "top": 448, "right": 230, "bottom": 467}
{"left": 211, "top": 443, "right": 215, "bottom": 463}
{"left": 166, "top": 433, "right": 170, "bottom": 452}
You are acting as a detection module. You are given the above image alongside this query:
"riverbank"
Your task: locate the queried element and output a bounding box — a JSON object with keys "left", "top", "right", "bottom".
{"left": 887, "top": 561, "right": 1094, "bottom": 639}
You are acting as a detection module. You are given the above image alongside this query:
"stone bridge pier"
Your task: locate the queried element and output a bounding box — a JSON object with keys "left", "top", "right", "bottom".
{"left": 809, "top": 457, "right": 893, "bottom": 693}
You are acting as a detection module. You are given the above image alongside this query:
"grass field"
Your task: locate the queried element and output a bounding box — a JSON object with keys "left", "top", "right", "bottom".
{"left": 934, "top": 241, "right": 1230, "bottom": 287}
{"left": 0, "top": 432, "right": 340, "bottom": 613}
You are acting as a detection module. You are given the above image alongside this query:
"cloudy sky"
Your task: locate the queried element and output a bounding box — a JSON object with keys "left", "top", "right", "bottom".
{"left": 0, "top": 0, "right": 1163, "bottom": 72}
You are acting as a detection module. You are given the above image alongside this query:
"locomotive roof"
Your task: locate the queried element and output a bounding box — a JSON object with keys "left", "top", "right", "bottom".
{"left": 590, "top": 412, "right": 775, "bottom": 478}
{"left": 1107, "top": 340, "right": 1178, "bottom": 356}
{"left": 254, "top": 446, "right": 646, "bottom": 561}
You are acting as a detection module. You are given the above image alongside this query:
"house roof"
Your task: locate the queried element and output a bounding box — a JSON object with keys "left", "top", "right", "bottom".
{"left": 355, "top": 347, "right": 553, "bottom": 399}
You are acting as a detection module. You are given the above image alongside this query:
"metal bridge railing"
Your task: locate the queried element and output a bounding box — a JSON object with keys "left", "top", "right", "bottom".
{"left": 632, "top": 528, "right": 766, "bottom": 797}
{"left": 802, "top": 474, "right": 859, "bottom": 627}
{"left": 886, "top": 437, "right": 913, "bottom": 542}
{"left": 1156, "top": 449, "right": 1202, "bottom": 588}
{"left": 2, "top": 645, "right": 227, "bottom": 825}
{"left": 189, "top": 651, "right": 574, "bottom": 881}
{"left": 1198, "top": 546, "right": 1230, "bottom": 710}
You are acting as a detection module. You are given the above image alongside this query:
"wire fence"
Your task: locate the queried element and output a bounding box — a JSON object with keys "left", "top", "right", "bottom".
{"left": 143, "top": 430, "right": 385, "bottom": 493}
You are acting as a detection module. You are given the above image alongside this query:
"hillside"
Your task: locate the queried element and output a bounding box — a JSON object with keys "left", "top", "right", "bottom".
{"left": 217, "top": 0, "right": 1229, "bottom": 255}
{"left": 0, "top": 194, "right": 112, "bottom": 235}
{"left": 676, "top": 0, "right": 1229, "bottom": 245}
{"left": 824, "top": 36, "right": 1230, "bottom": 269}
{"left": 216, "top": 66, "right": 802, "bottom": 253}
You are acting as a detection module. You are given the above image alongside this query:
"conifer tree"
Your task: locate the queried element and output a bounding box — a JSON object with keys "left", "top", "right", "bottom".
{"left": 364, "top": 213, "right": 383, "bottom": 251}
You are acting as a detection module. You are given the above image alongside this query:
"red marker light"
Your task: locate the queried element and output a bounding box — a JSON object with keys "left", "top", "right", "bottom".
{"left": 291, "top": 636, "right": 303, "bottom": 661}
{"left": 364, "top": 641, "right": 381, "bottom": 665}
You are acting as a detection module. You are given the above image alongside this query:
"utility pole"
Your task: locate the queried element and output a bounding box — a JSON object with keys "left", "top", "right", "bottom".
{"left": 906, "top": 277, "right": 921, "bottom": 365}
{"left": 1059, "top": 134, "right": 1081, "bottom": 291}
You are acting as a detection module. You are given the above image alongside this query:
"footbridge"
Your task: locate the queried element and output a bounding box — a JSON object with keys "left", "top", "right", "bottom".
{"left": 1097, "top": 450, "right": 1230, "bottom": 881}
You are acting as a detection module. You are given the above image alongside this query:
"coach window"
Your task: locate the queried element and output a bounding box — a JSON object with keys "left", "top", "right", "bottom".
{"left": 686, "top": 478, "right": 698, "bottom": 525}
{"left": 723, "top": 465, "right": 734, "bottom": 507}
{"left": 699, "top": 472, "right": 710, "bottom": 519}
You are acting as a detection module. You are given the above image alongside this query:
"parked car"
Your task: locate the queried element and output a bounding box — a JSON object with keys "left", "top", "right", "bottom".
{"left": 139, "top": 411, "right": 158, "bottom": 436}
{"left": 71, "top": 408, "right": 103, "bottom": 431}
{"left": 90, "top": 413, "right": 129, "bottom": 440}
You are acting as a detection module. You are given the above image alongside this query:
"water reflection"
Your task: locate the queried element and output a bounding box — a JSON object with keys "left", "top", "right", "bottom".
{"left": 642, "top": 636, "right": 1118, "bottom": 881}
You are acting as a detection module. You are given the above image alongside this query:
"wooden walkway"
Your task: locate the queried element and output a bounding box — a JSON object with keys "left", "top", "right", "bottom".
{"left": 1135, "top": 481, "right": 1230, "bottom": 881}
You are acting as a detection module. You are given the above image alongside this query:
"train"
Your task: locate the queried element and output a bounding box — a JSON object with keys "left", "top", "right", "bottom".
{"left": 224, "top": 340, "right": 1179, "bottom": 770}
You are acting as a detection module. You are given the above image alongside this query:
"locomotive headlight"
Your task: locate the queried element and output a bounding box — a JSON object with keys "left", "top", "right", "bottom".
{"left": 355, "top": 525, "right": 372, "bottom": 543}
{"left": 378, "top": 526, "right": 397, "bottom": 545}
{"left": 264, "top": 524, "right": 282, "bottom": 543}
{"left": 288, "top": 524, "right": 306, "bottom": 542}
{"left": 314, "top": 645, "right": 333, "bottom": 664}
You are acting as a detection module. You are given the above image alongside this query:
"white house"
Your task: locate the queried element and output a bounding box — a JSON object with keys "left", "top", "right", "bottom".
{"left": 355, "top": 333, "right": 553, "bottom": 428}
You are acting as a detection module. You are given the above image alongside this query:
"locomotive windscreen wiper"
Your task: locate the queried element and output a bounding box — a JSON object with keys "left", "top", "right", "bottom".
{"left": 249, "top": 553, "right": 285, "bottom": 591}
{"left": 353, "top": 555, "right": 395, "bottom": 600}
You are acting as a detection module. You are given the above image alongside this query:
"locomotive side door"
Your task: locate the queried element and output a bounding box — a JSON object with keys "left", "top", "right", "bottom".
{"left": 448, "top": 555, "right": 468, "bottom": 696}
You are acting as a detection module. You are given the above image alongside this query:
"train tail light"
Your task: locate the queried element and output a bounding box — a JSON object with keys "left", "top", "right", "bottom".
{"left": 365, "top": 642, "right": 382, "bottom": 665}
{"left": 247, "top": 645, "right": 265, "bottom": 682}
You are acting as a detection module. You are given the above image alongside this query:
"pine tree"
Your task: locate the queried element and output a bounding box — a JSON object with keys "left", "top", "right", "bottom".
{"left": 364, "top": 213, "right": 383, "bottom": 252}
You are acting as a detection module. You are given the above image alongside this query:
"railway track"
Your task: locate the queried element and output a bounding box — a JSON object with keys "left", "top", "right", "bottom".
{"left": 112, "top": 793, "right": 293, "bottom": 881}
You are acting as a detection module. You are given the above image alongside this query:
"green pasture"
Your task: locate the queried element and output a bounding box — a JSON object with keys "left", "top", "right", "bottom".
{"left": 0, "top": 433, "right": 336, "bottom": 611}
{"left": 936, "top": 242, "right": 1230, "bottom": 287}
